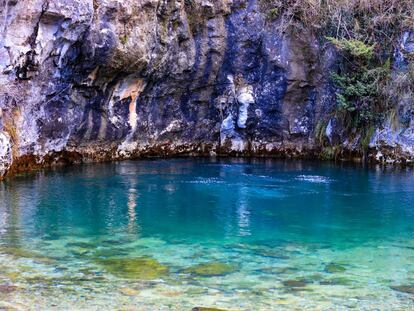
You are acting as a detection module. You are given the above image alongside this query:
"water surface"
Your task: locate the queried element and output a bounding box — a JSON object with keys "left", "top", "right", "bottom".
{"left": 0, "top": 159, "right": 414, "bottom": 310}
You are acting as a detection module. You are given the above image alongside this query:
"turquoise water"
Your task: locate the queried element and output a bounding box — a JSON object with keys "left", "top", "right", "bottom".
{"left": 0, "top": 158, "right": 414, "bottom": 310}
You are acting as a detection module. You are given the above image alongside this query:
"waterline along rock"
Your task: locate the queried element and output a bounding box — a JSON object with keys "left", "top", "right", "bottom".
{"left": 0, "top": 0, "right": 413, "bottom": 177}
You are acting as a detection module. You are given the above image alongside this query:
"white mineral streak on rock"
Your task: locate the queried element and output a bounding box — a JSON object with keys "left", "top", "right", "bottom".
{"left": 231, "top": 138, "right": 248, "bottom": 152}
{"left": 115, "top": 78, "right": 147, "bottom": 156}
{"left": 0, "top": 132, "right": 12, "bottom": 177}
{"left": 221, "top": 114, "right": 234, "bottom": 132}
{"left": 227, "top": 75, "right": 236, "bottom": 95}
{"left": 236, "top": 85, "right": 254, "bottom": 129}
{"left": 325, "top": 119, "right": 333, "bottom": 144}
{"left": 57, "top": 42, "right": 71, "bottom": 68}
{"left": 109, "top": 77, "right": 145, "bottom": 129}
{"left": 220, "top": 114, "right": 234, "bottom": 143}
{"left": 160, "top": 120, "right": 182, "bottom": 136}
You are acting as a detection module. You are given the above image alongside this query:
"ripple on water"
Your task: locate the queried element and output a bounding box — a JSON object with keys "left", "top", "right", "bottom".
{"left": 295, "top": 175, "right": 333, "bottom": 184}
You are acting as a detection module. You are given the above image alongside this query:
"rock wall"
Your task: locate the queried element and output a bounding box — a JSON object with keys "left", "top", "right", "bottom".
{"left": 0, "top": 0, "right": 413, "bottom": 177}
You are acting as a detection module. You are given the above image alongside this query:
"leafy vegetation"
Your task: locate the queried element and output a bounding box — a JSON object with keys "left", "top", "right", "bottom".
{"left": 328, "top": 37, "right": 391, "bottom": 131}
{"left": 260, "top": 0, "right": 414, "bottom": 149}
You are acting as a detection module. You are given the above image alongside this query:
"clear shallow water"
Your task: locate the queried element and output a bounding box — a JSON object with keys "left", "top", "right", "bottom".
{"left": 0, "top": 158, "right": 414, "bottom": 310}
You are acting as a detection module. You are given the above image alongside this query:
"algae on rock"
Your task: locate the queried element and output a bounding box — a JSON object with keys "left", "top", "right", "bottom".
{"left": 97, "top": 257, "right": 169, "bottom": 279}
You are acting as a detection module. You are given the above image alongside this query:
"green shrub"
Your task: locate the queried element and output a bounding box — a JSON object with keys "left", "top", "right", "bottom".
{"left": 326, "top": 38, "right": 375, "bottom": 60}
{"left": 267, "top": 8, "right": 279, "bottom": 21}
{"left": 329, "top": 37, "right": 391, "bottom": 136}
{"left": 119, "top": 35, "right": 128, "bottom": 45}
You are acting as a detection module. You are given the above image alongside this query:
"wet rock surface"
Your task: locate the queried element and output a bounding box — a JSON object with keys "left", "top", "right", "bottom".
{"left": 0, "top": 0, "right": 413, "bottom": 177}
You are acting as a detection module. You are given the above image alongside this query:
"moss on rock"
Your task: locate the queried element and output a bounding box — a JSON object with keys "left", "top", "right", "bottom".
{"left": 97, "top": 256, "right": 168, "bottom": 279}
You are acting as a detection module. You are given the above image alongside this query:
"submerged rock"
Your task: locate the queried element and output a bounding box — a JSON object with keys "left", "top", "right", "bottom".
{"left": 69, "top": 248, "right": 91, "bottom": 257}
{"left": 282, "top": 279, "right": 308, "bottom": 288}
{"left": 182, "top": 262, "right": 236, "bottom": 277}
{"left": 0, "top": 246, "right": 53, "bottom": 263}
{"left": 251, "top": 245, "right": 290, "bottom": 259}
{"left": 324, "top": 263, "right": 346, "bottom": 273}
{"left": 65, "top": 242, "right": 96, "bottom": 249}
{"left": 391, "top": 285, "right": 414, "bottom": 295}
{"left": 97, "top": 257, "right": 168, "bottom": 280}
{"left": 192, "top": 308, "right": 228, "bottom": 311}
{"left": 120, "top": 287, "right": 140, "bottom": 296}
{"left": 0, "top": 284, "right": 17, "bottom": 294}
{"left": 92, "top": 247, "right": 132, "bottom": 258}
{"left": 319, "top": 277, "right": 352, "bottom": 286}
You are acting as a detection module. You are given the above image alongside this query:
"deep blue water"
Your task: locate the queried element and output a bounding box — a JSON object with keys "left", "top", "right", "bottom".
{"left": 0, "top": 158, "right": 413, "bottom": 310}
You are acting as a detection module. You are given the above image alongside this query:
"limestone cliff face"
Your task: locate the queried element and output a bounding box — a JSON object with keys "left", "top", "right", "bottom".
{"left": 0, "top": 0, "right": 413, "bottom": 177}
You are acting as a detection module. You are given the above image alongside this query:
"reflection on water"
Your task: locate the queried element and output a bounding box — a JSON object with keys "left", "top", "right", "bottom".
{"left": 0, "top": 158, "right": 413, "bottom": 310}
